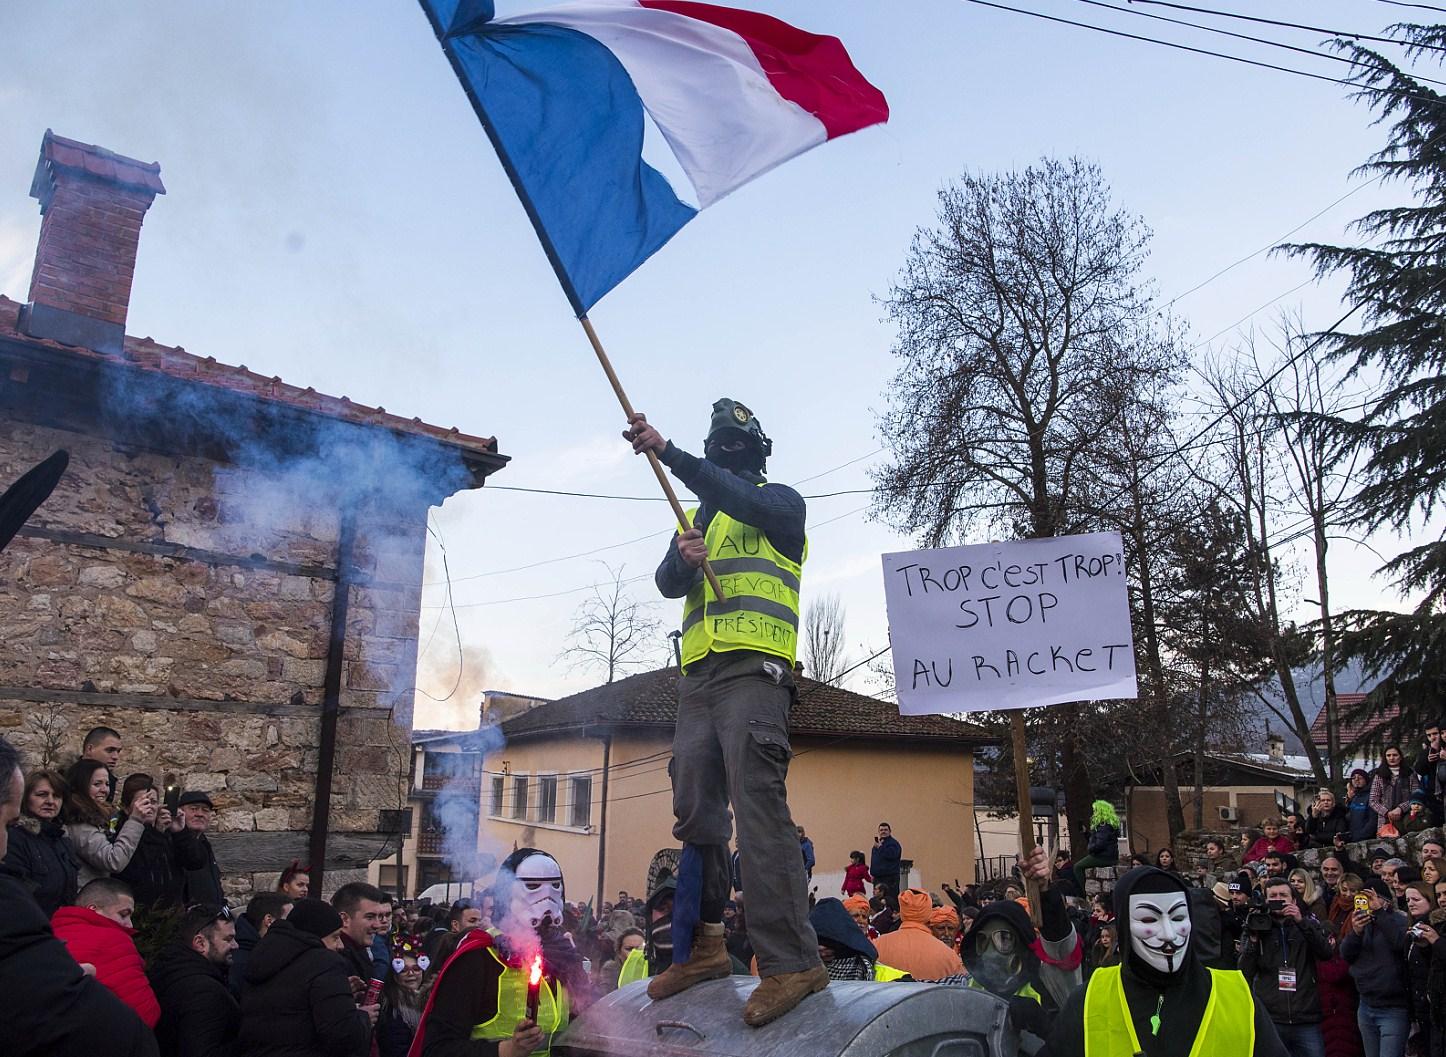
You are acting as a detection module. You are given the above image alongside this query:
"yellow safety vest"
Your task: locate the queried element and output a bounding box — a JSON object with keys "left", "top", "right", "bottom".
{"left": 874, "top": 962, "right": 909, "bottom": 982}
{"left": 967, "top": 977, "right": 1043, "bottom": 1003}
{"left": 618, "top": 947, "right": 648, "bottom": 988}
{"left": 1084, "top": 966, "right": 1254, "bottom": 1057}
{"left": 470, "top": 947, "right": 571, "bottom": 1055}
{"left": 679, "top": 498, "right": 806, "bottom": 671}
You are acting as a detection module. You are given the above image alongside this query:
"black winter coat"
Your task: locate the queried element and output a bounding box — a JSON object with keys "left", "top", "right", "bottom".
{"left": 114, "top": 819, "right": 207, "bottom": 909}
{"left": 3, "top": 815, "right": 79, "bottom": 917}
{"left": 238, "top": 920, "right": 370, "bottom": 1057}
{"left": 0, "top": 863, "right": 158, "bottom": 1057}
{"left": 1086, "top": 822, "right": 1120, "bottom": 861}
{"left": 149, "top": 943, "right": 241, "bottom": 1057}
{"left": 1239, "top": 914, "right": 1333, "bottom": 1024}
{"left": 1303, "top": 806, "right": 1350, "bottom": 848}
{"left": 1340, "top": 908, "right": 1409, "bottom": 1009}
{"left": 182, "top": 833, "right": 224, "bottom": 907}
{"left": 230, "top": 913, "right": 261, "bottom": 1000}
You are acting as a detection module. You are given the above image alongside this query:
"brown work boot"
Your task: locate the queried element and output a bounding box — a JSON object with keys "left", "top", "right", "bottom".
{"left": 646, "top": 923, "right": 730, "bottom": 1000}
{"left": 742, "top": 966, "right": 829, "bottom": 1027}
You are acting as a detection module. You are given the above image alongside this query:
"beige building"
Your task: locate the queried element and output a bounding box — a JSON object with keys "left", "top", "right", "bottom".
{"left": 1125, "top": 740, "right": 1315, "bottom": 855}
{"left": 476, "top": 667, "right": 994, "bottom": 907}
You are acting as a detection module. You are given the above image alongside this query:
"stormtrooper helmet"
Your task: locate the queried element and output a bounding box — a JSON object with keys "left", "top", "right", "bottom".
{"left": 504, "top": 849, "right": 565, "bottom": 929}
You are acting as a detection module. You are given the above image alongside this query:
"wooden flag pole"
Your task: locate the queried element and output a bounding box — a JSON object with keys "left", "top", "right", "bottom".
{"left": 578, "top": 316, "right": 726, "bottom": 602}
{"left": 1010, "top": 710, "right": 1043, "bottom": 929}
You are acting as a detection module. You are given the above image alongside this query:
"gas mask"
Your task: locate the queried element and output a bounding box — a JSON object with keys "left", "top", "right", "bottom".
{"left": 513, "top": 853, "right": 565, "bottom": 929}
{"left": 969, "top": 919, "right": 1026, "bottom": 995}
{"left": 1127, "top": 891, "right": 1192, "bottom": 974}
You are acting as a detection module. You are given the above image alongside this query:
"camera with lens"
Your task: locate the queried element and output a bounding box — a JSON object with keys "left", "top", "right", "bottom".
{"left": 1245, "top": 891, "right": 1283, "bottom": 933}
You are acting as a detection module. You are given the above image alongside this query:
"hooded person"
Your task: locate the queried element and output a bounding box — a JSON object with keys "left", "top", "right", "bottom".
{"left": 1047, "top": 865, "right": 1290, "bottom": 1057}
{"left": 810, "top": 898, "right": 908, "bottom": 982}
{"left": 618, "top": 868, "right": 676, "bottom": 989}
{"left": 624, "top": 399, "right": 826, "bottom": 1027}
{"left": 408, "top": 848, "right": 583, "bottom": 1057}
{"left": 871, "top": 889, "right": 964, "bottom": 981}
{"left": 953, "top": 848, "right": 1083, "bottom": 1055}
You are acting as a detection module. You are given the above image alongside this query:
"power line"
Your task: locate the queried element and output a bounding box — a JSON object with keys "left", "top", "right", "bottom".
{"left": 1375, "top": 0, "right": 1446, "bottom": 13}
{"left": 956, "top": 0, "right": 1389, "bottom": 89}
{"left": 1126, "top": 0, "right": 1446, "bottom": 53}
{"left": 1075, "top": 0, "right": 1446, "bottom": 85}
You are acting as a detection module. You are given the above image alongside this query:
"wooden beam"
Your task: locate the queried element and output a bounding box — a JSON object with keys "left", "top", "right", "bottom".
{"left": 210, "top": 830, "right": 399, "bottom": 874}
{"left": 14, "top": 524, "right": 337, "bottom": 580}
{"left": 0, "top": 685, "right": 319, "bottom": 717}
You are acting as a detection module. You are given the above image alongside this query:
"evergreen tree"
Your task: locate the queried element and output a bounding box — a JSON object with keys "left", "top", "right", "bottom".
{"left": 1280, "top": 23, "right": 1446, "bottom": 736}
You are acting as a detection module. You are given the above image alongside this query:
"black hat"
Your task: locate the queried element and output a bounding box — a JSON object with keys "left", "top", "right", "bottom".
{"left": 287, "top": 898, "right": 343, "bottom": 939}
{"left": 1370, "top": 847, "right": 1393, "bottom": 862}
{"left": 178, "top": 790, "right": 214, "bottom": 808}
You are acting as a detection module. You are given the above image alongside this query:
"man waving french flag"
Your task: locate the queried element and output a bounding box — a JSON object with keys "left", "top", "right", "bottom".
{"left": 419, "top": 0, "right": 889, "bottom": 314}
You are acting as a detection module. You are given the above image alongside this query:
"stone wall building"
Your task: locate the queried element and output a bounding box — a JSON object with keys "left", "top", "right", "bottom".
{"left": 0, "top": 131, "right": 506, "bottom": 899}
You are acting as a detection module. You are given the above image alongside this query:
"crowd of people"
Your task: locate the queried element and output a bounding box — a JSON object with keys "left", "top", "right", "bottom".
{"left": 6, "top": 717, "right": 1446, "bottom": 1057}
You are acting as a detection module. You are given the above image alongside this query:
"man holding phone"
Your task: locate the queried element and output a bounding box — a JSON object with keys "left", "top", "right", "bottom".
{"left": 1413, "top": 718, "right": 1446, "bottom": 821}
{"left": 1239, "top": 878, "right": 1332, "bottom": 1057}
{"left": 1342, "top": 879, "right": 1411, "bottom": 1057}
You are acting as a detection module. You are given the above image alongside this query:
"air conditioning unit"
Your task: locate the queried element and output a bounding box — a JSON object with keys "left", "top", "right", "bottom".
{"left": 1218, "top": 806, "right": 1240, "bottom": 823}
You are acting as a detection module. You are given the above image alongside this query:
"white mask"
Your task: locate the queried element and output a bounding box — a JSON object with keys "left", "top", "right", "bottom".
{"left": 514, "top": 853, "right": 565, "bottom": 928}
{"left": 1128, "top": 891, "right": 1191, "bottom": 974}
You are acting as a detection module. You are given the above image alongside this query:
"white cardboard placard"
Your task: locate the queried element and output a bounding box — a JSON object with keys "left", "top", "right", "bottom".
{"left": 882, "top": 532, "right": 1137, "bottom": 715}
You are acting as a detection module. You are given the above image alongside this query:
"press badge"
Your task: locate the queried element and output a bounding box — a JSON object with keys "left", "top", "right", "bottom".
{"left": 1279, "top": 969, "right": 1298, "bottom": 992}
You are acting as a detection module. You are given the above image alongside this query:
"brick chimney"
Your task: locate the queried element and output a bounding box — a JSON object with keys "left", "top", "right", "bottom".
{"left": 20, "top": 129, "right": 165, "bottom": 355}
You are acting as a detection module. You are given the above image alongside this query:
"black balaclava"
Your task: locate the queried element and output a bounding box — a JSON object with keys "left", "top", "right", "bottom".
{"left": 703, "top": 398, "right": 768, "bottom": 478}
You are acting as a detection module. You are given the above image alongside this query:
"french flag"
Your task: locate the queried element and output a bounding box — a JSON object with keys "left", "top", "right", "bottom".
{"left": 419, "top": 0, "right": 889, "bottom": 314}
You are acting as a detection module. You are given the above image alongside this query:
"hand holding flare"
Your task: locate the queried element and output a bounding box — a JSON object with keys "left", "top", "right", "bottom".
{"left": 526, "top": 954, "right": 544, "bottom": 1024}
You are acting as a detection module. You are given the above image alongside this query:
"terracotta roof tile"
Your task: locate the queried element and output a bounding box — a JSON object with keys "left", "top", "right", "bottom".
{"left": 1308, "top": 693, "right": 1391, "bottom": 747}
{"left": 496, "top": 666, "right": 995, "bottom": 746}
{"left": 38, "top": 129, "right": 166, "bottom": 196}
{"left": 0, "top": 295, "right": 501, "bottom": 459}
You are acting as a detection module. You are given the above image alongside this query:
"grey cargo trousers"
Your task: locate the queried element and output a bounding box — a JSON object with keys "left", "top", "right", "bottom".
{"left": 670, "top": 648, "right": 821, "bottom": 976}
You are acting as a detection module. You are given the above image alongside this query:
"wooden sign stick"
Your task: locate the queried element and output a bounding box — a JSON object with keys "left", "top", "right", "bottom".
{"left": 579, "top": 316, "right": 726, "bottom": 601}
{"left": 1010, "top": 709, "right": 1043, "bottom": 929}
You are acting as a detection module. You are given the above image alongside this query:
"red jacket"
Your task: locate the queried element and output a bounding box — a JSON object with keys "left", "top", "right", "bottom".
{"left": 1242, "top": 834, "right": 1295, "bottom": 863}
{"left": 51, "top": 905, "right": 160, "bottom": 1028}
{"left": 842, "top": 862, "right": 873, "bottom": 896}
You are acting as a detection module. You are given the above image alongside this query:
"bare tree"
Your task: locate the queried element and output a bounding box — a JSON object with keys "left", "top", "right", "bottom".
{"left": 25, "top": 703, "right": 67, "bottom": 769}
{"left": 1262, "top": 313, "right": 1368, "bottom": 784}
{"left": 1197, "top": 348, "right": 1330, "bottom": 786}
{"left": 803, "top": 593, "right": 849, "bottom": 685}
{"left": 873, "top": 156, "right": 1178, "bottom": 847}
{"left": 560, "top": 563, "right": 663, "bottom": 683}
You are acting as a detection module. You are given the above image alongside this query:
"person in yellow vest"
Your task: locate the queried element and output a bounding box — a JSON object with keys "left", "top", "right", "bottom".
{"left": 940, "top": 846, "right": 1082, "bottom": 1054}
{"left": 407, "top": 848, "right": 582, "bottom": 1057}
{"left": 624, "top": 399, "right": 824, "bottom": 1027}
{"left": 1045, "top": 865, "right": 1290, "bottom": 1057}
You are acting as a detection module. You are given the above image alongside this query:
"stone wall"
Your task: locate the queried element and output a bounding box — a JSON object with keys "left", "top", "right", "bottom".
{"left": 0, "top": 417, "right": 425, "bottom": 899}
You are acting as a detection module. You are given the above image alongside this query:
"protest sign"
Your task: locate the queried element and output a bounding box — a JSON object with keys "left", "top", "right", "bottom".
{"left": 882, "top": 532, "right": 1137, "bottom": 715}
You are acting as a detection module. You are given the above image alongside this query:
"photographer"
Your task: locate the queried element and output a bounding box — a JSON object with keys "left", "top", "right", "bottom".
{"left": 1240, "top": 878, "right": 1333, "bottom": 1057}
{"left": 1341, "top": 879, "right": 1410, "bottom": 1057}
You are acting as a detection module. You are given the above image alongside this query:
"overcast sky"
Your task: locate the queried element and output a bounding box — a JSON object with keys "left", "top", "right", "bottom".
{"left": 3, "top": 1, "right": 1435, "bottom": 728}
